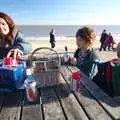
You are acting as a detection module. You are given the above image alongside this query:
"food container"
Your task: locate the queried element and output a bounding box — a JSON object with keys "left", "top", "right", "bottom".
{"left": 28, "top": 47, "right": 61, "bottom": 87}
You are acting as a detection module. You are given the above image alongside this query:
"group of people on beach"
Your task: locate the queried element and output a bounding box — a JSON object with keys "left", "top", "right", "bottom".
{"left": 0, "top": 12, "right": 98, "bottom": 79}
{"left": 99, "top": 29, "right": 116, "bottom": 51}
{"left": 0, "top": 12, "right": 120, "bottom": 84}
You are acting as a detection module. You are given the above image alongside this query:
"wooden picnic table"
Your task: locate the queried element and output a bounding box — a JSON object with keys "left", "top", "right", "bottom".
{"left": 0, "top": 65, "right": 120, "bottom": 120}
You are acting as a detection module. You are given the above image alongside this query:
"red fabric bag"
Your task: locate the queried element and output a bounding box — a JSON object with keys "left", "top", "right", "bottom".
{"left": 106, "top": 59, "right": 120, "bottom": 88}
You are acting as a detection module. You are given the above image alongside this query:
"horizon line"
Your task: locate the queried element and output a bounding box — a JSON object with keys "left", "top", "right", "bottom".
{"left": 16, "top": 24, "right": 120, "bottom": 26}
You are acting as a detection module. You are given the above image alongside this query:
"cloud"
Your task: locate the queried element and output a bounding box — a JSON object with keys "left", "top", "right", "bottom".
{"left": 10, "top": 10, "right": 31, "bottom": 16}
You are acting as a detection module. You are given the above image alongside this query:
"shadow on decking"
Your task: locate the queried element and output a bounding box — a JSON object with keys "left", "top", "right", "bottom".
{"left": 0, "top": 84, "right": 70, "bottom": 108}
{"left": 0, "top": 82, "right": 120, "bottom": 109}
{"left": 0, "top": 70, "right": 120, "bottom": 109}
{"left": 64, "top": 65, "right": 120, "bottom": 108}
{"left": 79, "top": 83, "right": 120, "bottom": 108}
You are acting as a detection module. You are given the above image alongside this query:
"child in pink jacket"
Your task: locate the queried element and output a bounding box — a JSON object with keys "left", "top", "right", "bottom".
{"left": 104, "top": 33, "right": 115, "bottom": 51}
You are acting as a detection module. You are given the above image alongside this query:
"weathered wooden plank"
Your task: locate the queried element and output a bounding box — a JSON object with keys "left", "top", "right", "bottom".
{"left": 61, "top": 66, "right": 112, "bottom": 120}
{"left": 56, "top": 73, "right": 89, "bottom": 120}
{"left": 0, "top": 91, "right": 23, "bottom": 120}
{"left": 76, "top": 84, "right": 112, "bottom": 120}
{"left": 114, "top": 96, "right": 120, "bottom": 104}
{"left": 0, "top": 93, "right": 4, "bottom": 112}
{"left": 67, "top": 66, "right": 120, "bottom": 120}
{"left": 41, "top": 87, "right": 66, "bottom": 120}
{"left": 21, "top": 89, "right": 43, "bottom": 120}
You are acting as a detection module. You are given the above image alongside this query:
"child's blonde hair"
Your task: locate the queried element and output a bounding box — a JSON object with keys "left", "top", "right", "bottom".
{"left": 76, "top": 26, "right": 96, "bottom": 48}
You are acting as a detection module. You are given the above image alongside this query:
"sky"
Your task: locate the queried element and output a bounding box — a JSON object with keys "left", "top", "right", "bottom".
{"left": 0, "top": 0, "right": 120, "bottom": 25}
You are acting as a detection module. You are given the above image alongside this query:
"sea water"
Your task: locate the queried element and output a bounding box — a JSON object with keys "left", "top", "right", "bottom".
{"left": 17, "top": 25, "right": 120, "bottom": 41}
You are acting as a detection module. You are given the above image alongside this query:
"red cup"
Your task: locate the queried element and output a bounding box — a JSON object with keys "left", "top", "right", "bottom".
{"left": 4, "top": 57, "right": 18, "bottom": 66}
{"left": 71, "top": 72, "right": 81, "bottom": 92}
{"left": 72, "top": 72, "right": 81, "bottom": 80}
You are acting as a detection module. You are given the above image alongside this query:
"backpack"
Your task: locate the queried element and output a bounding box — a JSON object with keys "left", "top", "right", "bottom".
{"left": 92, "top": 61, "right": 114, "bottom": 96}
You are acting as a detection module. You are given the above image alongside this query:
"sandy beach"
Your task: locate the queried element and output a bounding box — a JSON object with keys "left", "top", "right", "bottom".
{"left": 29, "top": 39, "right": 118, "bottom": 62}
{"left": 29, "top": 39, "right": 101, "bottom": 52}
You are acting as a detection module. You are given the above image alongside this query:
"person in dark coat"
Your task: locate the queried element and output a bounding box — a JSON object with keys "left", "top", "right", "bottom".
{"left": 49, "top": 28, "right": 56, "bottom": 48}
{"left": 99, "top": 29, "right": 108, "bottom": 51}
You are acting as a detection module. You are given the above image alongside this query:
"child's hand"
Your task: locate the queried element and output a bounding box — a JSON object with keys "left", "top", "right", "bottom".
{"left": 7, "top": 48, "right": 23, "bottom": 59}
{"left": 71, "top": 57, "right": 77, "bottom": 65}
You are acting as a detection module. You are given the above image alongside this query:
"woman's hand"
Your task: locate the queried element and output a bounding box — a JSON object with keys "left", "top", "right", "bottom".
{"left": 7, "top": 48, "right": 23, "bottom": 59}
{"left": 71, "top": 57, "right": 77, "bottom": 65}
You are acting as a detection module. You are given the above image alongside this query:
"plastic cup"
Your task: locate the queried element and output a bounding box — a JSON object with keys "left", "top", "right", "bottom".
{"left": 4, "top": 57, "right": 18, "bottom": 66}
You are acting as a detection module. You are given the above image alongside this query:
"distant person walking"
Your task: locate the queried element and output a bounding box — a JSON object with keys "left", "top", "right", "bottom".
{"left": 104, "top": 32, "right": 115, "bottom": 51}
{"left": 49, "top": 28, "right": 56, "bottom": 48}
{"left": 99, "top": 29, "right": 108, "bottom": 51}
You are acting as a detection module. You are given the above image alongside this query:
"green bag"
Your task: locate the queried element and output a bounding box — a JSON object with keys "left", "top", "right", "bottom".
{"left": 112, "top": 62, "right": 120, "bottom": 96}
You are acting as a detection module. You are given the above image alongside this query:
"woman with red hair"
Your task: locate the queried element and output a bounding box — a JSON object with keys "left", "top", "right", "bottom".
{"left": 0, "top": 12, "right": 32, "bottom": 59}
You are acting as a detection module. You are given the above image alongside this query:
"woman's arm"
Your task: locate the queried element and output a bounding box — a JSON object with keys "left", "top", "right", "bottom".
{"left": 13, "top": 31, "right": 32, "bottom": 55}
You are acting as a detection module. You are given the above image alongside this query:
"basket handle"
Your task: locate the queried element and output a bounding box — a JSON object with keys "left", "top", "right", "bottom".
{"left": 28, "top": 47, "right": 60, "bottom": 66}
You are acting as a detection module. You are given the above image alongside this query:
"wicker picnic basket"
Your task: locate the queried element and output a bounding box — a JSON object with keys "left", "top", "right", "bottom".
{"left": 28, "top": 47, "right": 61, "bottom": 87}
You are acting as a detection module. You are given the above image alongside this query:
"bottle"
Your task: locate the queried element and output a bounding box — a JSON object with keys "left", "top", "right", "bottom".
{"left": 63, "top": 46, "right": 70, "bottom": 63}
{"left": 24, "top": 67, "right": 37, "bottom": 102}
{"left": 71, "top": 72, "right": 81, "bottom": 92}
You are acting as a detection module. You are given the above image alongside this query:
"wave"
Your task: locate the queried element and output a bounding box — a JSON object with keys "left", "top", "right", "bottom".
{"left": 25, "top": 34, "right": 120, "bottom": 41}
{"left": 25, "top": 36, "right": 76, "bottom": 41}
